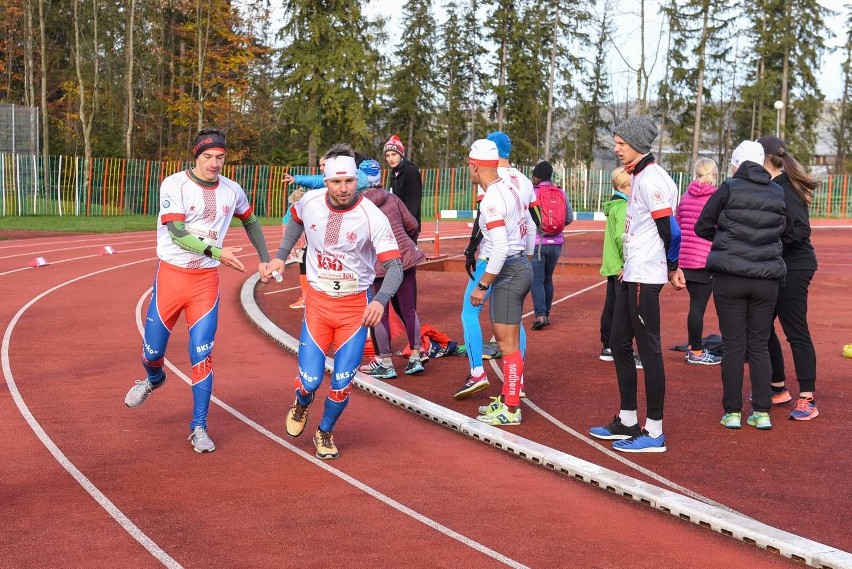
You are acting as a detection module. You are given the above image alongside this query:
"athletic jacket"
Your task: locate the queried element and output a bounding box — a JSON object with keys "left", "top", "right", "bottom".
{"left": 361, "top": 187, "right": 425, "bottom": 276}
{"left": 675, "top": 180, "right": 717, "bottom": 269}
{"left": 600, "top": 192, "right": 628, "bottom": 277}
{"left": 773, "top": 172, "right": 818, "bottom": 272}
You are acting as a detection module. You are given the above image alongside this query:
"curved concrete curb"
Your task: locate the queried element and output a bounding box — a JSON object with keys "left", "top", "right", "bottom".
{"left": 241, "top": 273, "right": 851, "bottom": 569}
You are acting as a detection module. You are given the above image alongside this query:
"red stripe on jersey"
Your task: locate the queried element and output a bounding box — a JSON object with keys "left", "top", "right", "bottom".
{"left": 485, "top": 219, "right": 506, "bottom": 230}
{"left": 161, "top": 213, "right": 185, "bottom": 224}
{"left": 290, "top": 204, "right": 302, "bottom": 224}
{"left": 377, "top": 249, "right": 401, "bottom": 263}
{"left": 235, "top": 206, "right": 254, "bottom": 221}
{"left": 651, "top": 208, "right": 673, "bottom": 219}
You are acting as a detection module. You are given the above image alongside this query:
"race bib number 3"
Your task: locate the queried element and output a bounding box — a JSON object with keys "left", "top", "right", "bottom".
{"left": 317, "top": 270, "right": 358, "bottom": 293}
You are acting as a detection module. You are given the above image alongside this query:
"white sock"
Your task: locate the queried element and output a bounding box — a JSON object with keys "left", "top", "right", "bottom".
{"left": 645, "top": 419, "right": 663, "bottom": 438}
{"left": 618, "top": 410, "right": 638, "bottom": 426}
{"left": 471, "top": 366, "right": 485, "bottom": 377}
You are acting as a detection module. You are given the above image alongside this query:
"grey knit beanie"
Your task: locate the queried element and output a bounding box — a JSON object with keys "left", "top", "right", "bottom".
{"left": 613, "top": 115, "right": 658, "bottom": 154}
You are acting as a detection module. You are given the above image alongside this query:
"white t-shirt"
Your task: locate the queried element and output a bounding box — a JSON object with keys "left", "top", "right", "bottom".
{"left": 156, "top": 170, "right": 252, "bottom": 269}
{"left": 293, "top": 190, "right": 400, "bottom": 296}
{"left": 479, "top": 177, "right": 529, "bottom": 275}
{"left": 622, "top": 162, "right": 678, "bottom": 284}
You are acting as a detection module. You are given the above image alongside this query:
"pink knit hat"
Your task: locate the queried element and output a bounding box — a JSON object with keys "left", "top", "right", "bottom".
{"left": 383, "top": 135, "right": 405, "bottom": 157}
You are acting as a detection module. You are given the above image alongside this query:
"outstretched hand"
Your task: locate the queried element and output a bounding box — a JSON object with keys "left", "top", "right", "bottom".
{"left": 218, "top": 246, "right": 245, "bottom": 272}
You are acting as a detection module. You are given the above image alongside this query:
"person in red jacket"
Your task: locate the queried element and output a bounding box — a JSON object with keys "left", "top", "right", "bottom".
{"left": 675, "top": 158, "right": 722, "bottom": 366}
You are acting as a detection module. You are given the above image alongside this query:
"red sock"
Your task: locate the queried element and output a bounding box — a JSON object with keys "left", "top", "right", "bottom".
{"left": 502, "top": 351, "right": 524, "bottom": 407}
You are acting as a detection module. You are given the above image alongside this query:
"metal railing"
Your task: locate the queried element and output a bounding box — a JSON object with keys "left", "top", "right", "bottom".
{"left": 0, "top": 154, "right": 849, "bottom": 219}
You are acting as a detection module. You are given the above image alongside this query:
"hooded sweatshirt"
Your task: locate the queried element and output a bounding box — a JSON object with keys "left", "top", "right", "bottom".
{"left": 389, "top": 158, "right": 423, "bottom": 232}
{"left": 675, "top": 180, "right": 717, "bottom": 269}
{"left": 361, "top": 187, "right": 425, "bottom": 276}
{"left": 600, "top": 191, "right": 629, "bottom": 277}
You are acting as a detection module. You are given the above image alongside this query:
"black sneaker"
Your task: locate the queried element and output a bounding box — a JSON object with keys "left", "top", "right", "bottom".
{"left": 599, "top": 348, "right": 614, "bottom": 362}
{"left": 589, "top": 415, "right": 641, "bottom": 440}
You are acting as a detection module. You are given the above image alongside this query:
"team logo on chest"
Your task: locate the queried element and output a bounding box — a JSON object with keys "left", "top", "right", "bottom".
{"left": 222, "top": 204, "right": 231, "bottom": 214}
{"left": 346, "top": 231, "right": 357, "bottom": 244}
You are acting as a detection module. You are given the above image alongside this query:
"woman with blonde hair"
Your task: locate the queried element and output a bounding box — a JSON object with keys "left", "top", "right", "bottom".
{"left": 757, "top": 136, "right": 820, "bottom": 420}
{"left": 598, "top": 167, "right": 631, "bottom": 361}
{"left": 675, "top": 157, "right": 722, "bottom": 365}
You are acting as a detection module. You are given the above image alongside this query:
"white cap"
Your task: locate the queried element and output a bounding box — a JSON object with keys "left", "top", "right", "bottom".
{"left": 324, "top": 155, "right": 357, "bottom": 180}
{"left": 730, "top": 140, "right": 765, "bottom": 169}
{"left": 468, "top": 139, "right": 500, "bottom": 166}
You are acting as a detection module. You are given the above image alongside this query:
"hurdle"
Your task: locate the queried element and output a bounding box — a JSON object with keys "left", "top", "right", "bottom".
{"left": 432, "top": 209, "right": 476, "bottom": 258}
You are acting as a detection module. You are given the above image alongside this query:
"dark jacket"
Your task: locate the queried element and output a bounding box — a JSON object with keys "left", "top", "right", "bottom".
{"left": 694, "top": 160, "right": 787, "bottom": 280}
{"left": 361, "top": 187, "right": 425, "bottom": 277}
{"left": 389, "top": 158, "right": 422, "bottom": 232}
{"left": 773, "top": 172, "right": 817, "bottom": 271}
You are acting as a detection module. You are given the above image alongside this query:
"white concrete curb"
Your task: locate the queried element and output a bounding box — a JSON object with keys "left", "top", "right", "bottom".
{"left": 241, "top": 272, "right": 851, "bottom": 569}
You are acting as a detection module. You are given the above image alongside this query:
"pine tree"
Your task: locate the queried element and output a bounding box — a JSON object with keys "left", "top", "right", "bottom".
{"left": 277, "top": 0, "right": 381, "bottom": 166}
{"left": 384, "top": 0, "right": 438, "bottom": 164}
{"left": 830, "top": 5, "right": 852, "bottom": 174}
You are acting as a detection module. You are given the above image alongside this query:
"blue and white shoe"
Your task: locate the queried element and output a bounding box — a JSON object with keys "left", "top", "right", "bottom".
{"left": 612, "top": 430, "right": 667, "bottom": 453}
{"left": 589, "top": 415, "right": 641, "bottom": 440}
{"left": 685, "top": 350, "right": 722, "bottom": 366}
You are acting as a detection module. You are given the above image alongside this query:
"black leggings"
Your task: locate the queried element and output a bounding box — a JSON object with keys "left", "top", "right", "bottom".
{"left": 685, "top": 279, "right": 713, "bottom": 350}
{"left": 611, "top": 280, "right": 666, "bottom": 421}
{"left": 768, "top": 269, "right": 816, "bottom": 391}
{"left": 599, "top": 275, "right": 617, "bottom": 348}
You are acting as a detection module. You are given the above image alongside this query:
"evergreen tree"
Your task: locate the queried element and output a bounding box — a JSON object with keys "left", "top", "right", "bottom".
{"left": 277, "top": 0, "right": 381, "bottom": 166}
{"left": 384, "top": 0, "right": 438, "bottom": 164}
{"left": 829, "top": 4, "right": 851, "bottom": 174}
{"left": 733, "top": 0, "right": 833, "bottom": 164}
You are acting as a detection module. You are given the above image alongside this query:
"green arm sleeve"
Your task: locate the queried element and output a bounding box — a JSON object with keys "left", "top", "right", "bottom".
{"left": 242, "top": 214, "right": 271, "bottom": 263}
{"left": 166, "top": 221, "right": 220, "bottom": 260}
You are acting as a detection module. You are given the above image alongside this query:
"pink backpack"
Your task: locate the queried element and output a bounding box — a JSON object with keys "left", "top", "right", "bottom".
{"left": 538, "top": 184, "right": 567, "bottom": 236}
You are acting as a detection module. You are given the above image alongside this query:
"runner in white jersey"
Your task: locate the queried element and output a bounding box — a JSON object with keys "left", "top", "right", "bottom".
{"left": 463, "top": 139, "right": 533, "bottom": 426}
{"left": 261, "top": 144, "right": 403, "bottom": 460}
{"left": 454, "top": 131, "right": 539, "bottom": 402}
{"left": 124, "top": 127, "right": 272, "bottom": 454}
{"left": 589, "top": 116, "right": 685, "bottom": 454}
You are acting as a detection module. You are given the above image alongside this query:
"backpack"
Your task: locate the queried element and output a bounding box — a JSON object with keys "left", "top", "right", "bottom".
{"left": 538, "top": 183, "right": 567, "bottom": 236}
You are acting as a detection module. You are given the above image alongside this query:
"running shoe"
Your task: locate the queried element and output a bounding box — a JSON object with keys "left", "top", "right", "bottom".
{"left": 289, "top": 296, "right": 305, "bottom": 309}
{"left": 789, "top": 397, "right": 819, "bottom": 421}
{"left": 286, "top": 400, "right": 311, "bottom": 437}
{"left": 612, "top": 430, "right": 667, "bottom": 453}
{"left": 748, "top": 389, "right": 793, "bottom": 405}
{"left": 599, "top": 348, "right": 614, "bottom": 362}
{"left": 313, "top": 428, "right": 339, "bottom": 460}
{"left": 478, "top": 396, "right": 503, "bottom": 415}
{"left": 634, "top": 353, "right": 643, "bottom": 370}
{"left": 686, "top": 350, "right": 722, "bottom": 366}
{"left": 589, "top": 415, "right": 641, "bottom": 440}
{"left": 124, "top": 374, "right": 166, "bottom": 408}
{"left": 476, "top": 403, "right": 521, "bottom": 426}
{"left": 747, "top": 411, "right": 772, "bottom": 430}
{"left": 360, "top": 359, "right": 398, "bottom": 379}
{"left": 532, "top": 316, "right": 549, "bottom": 330}
{"left": 720, "top": 412, "right": 742, "bottom": 429}
{"left": 453, "top": 374, "right": 490, "bottom": 399}
{"left": 188, "top": 426, "right": 216, "bottom": 453}
{"left": 404, "top": 358, "right": 425, "bottom": 375}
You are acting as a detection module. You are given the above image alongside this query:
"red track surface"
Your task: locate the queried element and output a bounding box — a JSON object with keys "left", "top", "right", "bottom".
{"left": 1, "top": 222, "right": 849, "bottom": 568}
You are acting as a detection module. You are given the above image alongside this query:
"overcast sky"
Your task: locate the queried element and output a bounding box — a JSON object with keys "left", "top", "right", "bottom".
{"left": 365, "top": 0, "right": 849, "bottom": 102}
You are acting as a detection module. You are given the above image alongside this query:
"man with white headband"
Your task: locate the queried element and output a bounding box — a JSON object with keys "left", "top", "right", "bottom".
{"left": 461, "top": 138, "right": 533, "bottom": 426}
{"left": 261, "top": 143, "right": 403, "bottom": 460}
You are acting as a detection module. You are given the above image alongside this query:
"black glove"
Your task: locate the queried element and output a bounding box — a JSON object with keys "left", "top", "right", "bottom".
{"left": 464, "top": 248, "right": 477, "bottom": 280}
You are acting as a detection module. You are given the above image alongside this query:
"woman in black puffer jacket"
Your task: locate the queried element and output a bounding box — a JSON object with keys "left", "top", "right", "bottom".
{"left": 695, "top": 140, "right": 786, "bottom": 431}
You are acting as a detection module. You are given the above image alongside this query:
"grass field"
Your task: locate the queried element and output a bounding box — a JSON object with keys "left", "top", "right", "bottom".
{"left": 0, "top": 215, "right": 285, "bottom": 237}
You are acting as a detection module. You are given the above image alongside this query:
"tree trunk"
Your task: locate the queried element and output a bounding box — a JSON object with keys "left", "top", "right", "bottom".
{"left": 195, "top": 0, "right": 211, "bottom": 131}
{"left": 407, "top": 119, "right": 414, "bottom": 163}
{"left": 73, "top": 0, "right": 99, "bottom": 182}
{"left": 690, "top": 6, "right": 709, "bottom": 168}
{"left": 497, "top": 35, "right": 507, "bottom": 130}
{"left": 38, "top": 0, "right": 49, "bottom": 193}
{"left": 125, "top": 0, "right": 136, "bottom": 158}
{"left": 544, "top": 21, "right": 557, "bottom": 161}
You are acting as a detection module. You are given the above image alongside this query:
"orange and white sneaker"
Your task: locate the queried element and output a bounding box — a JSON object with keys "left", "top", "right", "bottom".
{"left": 789, "top": 397, "right": 819, "bottom": 421}
{"left": 313, "top": 428, "right": 339, "bottom": 460}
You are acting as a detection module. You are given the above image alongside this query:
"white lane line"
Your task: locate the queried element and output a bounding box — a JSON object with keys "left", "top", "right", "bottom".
{"left": 0, "top": 246, "right": 153, "bottom": 277}
{"left": 133, "top": 291, "right": 527, "bottom": 569}
{"left": 0, "top": 237, "right": 150, "bottom": 260}
{"left": 1, "top": 259, "right": 182, "bottom": 569}
{"left": 493, "top": 279, "right": 737, "bottom": 513}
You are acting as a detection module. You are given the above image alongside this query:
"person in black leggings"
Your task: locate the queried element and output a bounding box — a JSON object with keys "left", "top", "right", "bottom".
{"left": 757, "top": 136, "right": 820, "bottom": 421}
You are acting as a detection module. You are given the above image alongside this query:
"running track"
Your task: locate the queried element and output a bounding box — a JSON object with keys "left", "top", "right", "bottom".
{"left": 1, "top": 222, "right": 850, "bottom": 568}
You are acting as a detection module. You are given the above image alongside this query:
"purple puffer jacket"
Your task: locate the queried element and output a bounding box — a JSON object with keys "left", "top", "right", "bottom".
{"left": 676, "top": 180, "right": 717, "bottom": 269}
{"left": 360, "top": 188, "right": 425, "bottom": 276}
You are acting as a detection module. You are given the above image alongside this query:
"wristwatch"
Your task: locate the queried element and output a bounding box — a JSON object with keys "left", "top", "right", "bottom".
{"left": 476, "top": 281, "right": 489, "bottom": 291}
{"left": 203, "top": 245, "right": 213, "bottom": 258}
